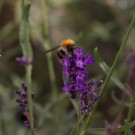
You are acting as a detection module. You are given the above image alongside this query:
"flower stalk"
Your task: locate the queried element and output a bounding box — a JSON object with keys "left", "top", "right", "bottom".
{"left": 19, "top": 0, "right": 34, "bottom": 134}
{"left": 41, "top": 0, "right": 58, "bottom": 98}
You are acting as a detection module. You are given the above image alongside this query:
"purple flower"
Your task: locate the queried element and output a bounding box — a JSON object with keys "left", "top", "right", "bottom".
{"left": 87, "top": 79, "right": 95, "bottom": 89}
{"left": 15, "top": 83, "right": 36, "bottom": 129}
{"left": 16, "top": 56, "right": 27, "bottom": 65}
{"left": 76, "top": 70, "right": 88, "bottom": 81}
{"left": 74, "top": 48, "right": 84, "bottom": 56}
{"left": 21, "top": 82, "right": 27, "bottom": 92}
{"left": 15, "top": 83, "right": 29, "bottom": 107}
{"left": 80, "top": 80, "right": 103, "bottom": 114}
{"left": 75, "top": 57, "right": 85, "bottom": 69}
{"left": 85, "top": 54, "right": 94, "bottom": 64}
{"left": 62, "top": 56, "right": 70, "bottom": 68}
{"left": 74, "top": 82, "right": 86, "bottom": 92}
{"left": 61, "top": 46, "right": 103, "bottom": 114}
{"left": 16, "top": 56, "right": 33, "bottom": 65}
{"left": 63, "top": 68, "right": 70, "bottom": 77}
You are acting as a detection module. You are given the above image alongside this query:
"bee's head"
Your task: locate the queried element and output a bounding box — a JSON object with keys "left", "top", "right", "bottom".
{"left": 61, "top": 39, "right": 76, "bottom": 47}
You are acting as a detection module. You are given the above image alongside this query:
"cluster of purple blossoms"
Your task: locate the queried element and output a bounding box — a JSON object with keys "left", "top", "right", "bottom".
{"left": 15, "top": 83, "right": 36, "bottom": 129}
{"left": 62, "top": 48, "right": 103, "bottom": 114}
{"left": 15, "top": 56, "right": 33, "bottom": 65}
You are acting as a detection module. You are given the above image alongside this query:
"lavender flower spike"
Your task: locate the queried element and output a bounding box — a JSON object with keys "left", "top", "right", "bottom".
{"left": 80, "top": 80, "right": 103, "bottom": 114}
{"left": 15, "top": 82, "right": 36, "bottom": 129}
{"left": 61, "top": 47, "right": 102, "bottom": 114}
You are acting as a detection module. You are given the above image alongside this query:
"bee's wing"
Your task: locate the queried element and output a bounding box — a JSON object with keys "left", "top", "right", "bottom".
{"left": 45, "top": 46, "right": 59, "bottom": 53}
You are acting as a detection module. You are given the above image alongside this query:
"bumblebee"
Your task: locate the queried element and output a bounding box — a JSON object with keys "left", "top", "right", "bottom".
{"left": 45, "top": 39, "right": 77, "bottom": 59}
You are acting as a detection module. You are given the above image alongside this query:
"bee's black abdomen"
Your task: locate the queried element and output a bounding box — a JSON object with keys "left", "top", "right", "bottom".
{"left": 67, "top": 45, "right": 76, "bottom": 54}
{"left": 57, "top": 52, "right": 63, "bottom": 59}
{"left": 60, "top": 49, "right": 66, "bottom": 56}
{"left": 57, "top": 49, "right": 66, "bottom": 59}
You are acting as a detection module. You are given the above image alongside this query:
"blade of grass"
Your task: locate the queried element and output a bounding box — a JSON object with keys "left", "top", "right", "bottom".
{"left": 124, "top": 83, "right": 135, "bottom": 135}
{"left": 83, "top": 120, "right": 135, "bottom": 134}
{"left": 81, "top": 13, "right": 135, "bottom": 135}
{"left": 41, "top": 0, "right": 58, "bottom": 98}
{"left": 94, "top": 47, "right": 124, "bottom": 90}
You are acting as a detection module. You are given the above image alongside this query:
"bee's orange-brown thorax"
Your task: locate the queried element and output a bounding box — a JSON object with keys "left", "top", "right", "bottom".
{"left": 60, "top": 39, "right": 75, "bottom": 47}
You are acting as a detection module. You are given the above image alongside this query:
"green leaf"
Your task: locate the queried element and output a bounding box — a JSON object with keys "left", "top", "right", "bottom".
{"left": 94, "top": 47, "right": 124, "bottom": 91}
{"left": 19, "top": 2, "right": 32, "bottom": 59}
{"left": 124, "top": 120, "right": 134, "bottom": 135}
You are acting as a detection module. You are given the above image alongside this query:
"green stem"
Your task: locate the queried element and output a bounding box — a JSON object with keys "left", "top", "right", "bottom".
{"left": 127, "top": 98, "right": 133, "bottom": 122}
{"left": 41, "top": 0, "right": 58, "bottom": 98}
{"left": 41, "top": 0, "right": 49, "bottom": 39}
{"left": 46, "top": 46, "right": 58, "bottom": 97}
{"left": 20, "top": 1, "right": 34, "bottom": 134}
{"left": 82, "top": 13, "right": 135, "bottom": 134}
{"left": 26, "top": 65, "right": 34, "bottom": 135}
{"left": 124, "top": 93, "right": 135, "bottom": 135}
{"left": 127, "top": 86, "right": 135, "bottom": 120}
{"left": 78, "top": 99, "right": 81, "bottom": 135}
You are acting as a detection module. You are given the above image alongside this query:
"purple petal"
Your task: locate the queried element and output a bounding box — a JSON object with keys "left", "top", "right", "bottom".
{"left": 76, "top": 70, "right": 88, "bottom": 81}
{"left": 74, "top": 48, "right": 84, "bottom": 56}
{"left": 75, "top": 57, "right": 85, "bottom": 69}
{"left": 62, "top": 56, "right": 71, "bottom": 68}
{"left": 16, "top": 56, "right": 27, "bottom": 65}
{"left": 85, "top": 54, "right": 94, "bottom": 64}
{"left": 21, "top": 83, "right": 27, "bottom": 92}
